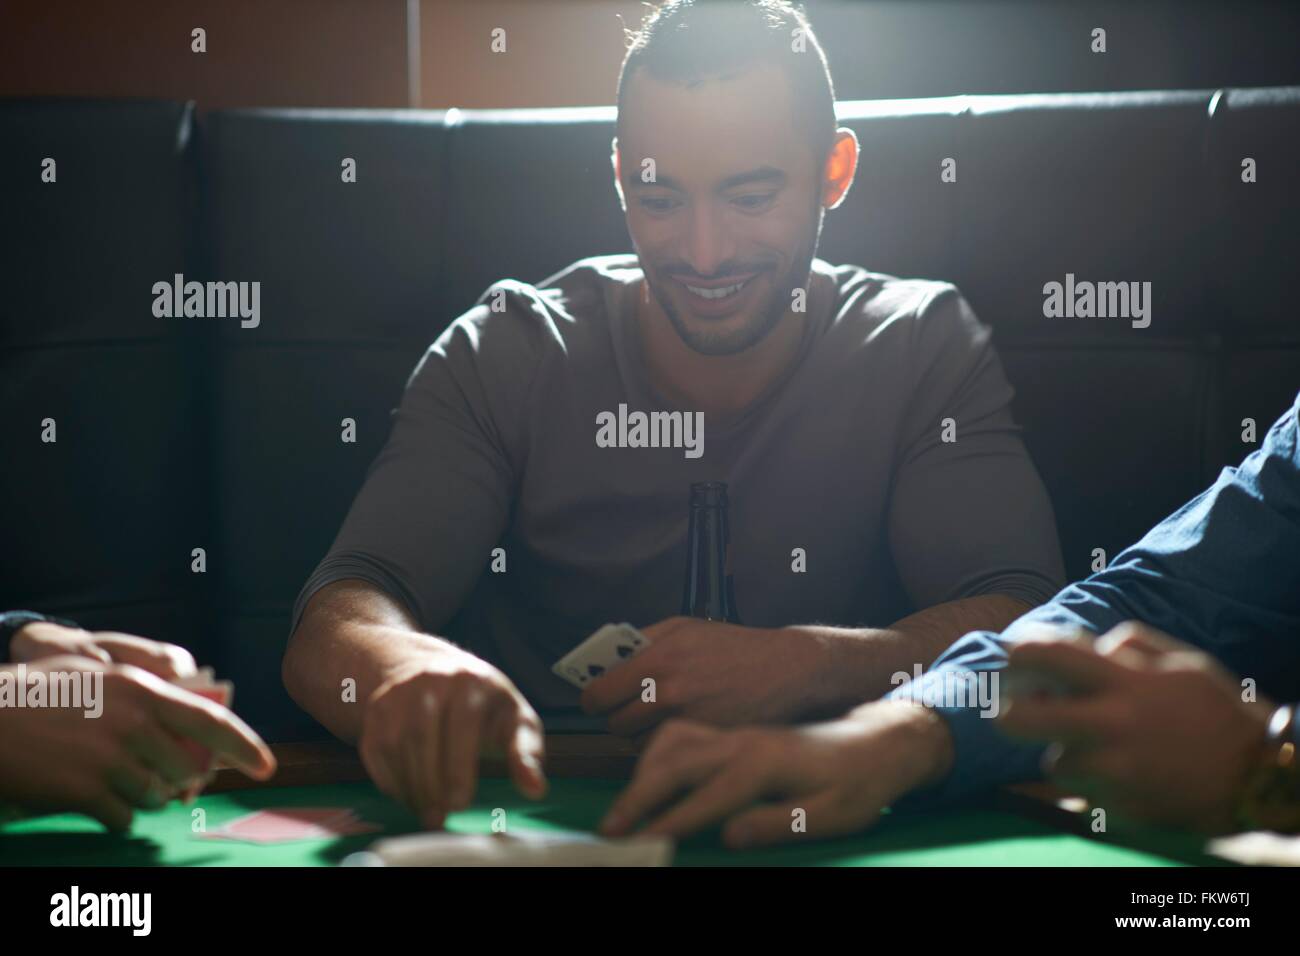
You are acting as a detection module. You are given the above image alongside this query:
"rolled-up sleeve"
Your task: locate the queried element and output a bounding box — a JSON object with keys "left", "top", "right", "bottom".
{"left": 887, "top": 287, "right": 1066, "bottom": 612}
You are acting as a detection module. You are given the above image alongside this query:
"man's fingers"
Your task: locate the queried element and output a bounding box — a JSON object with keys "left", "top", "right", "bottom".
{"left": 74, "top": 644, "right": 114, "bottom": 666}
{"left": 1094, "top": 622, "right": 1184, "bottom": 664}
{"left": 107, "top": 762, "right": 170, "bottom": 810}
{"left": 127, "top": 726, "right": 207, "bottom": 788}
{"left": 359, "top": 732, "right": 402, "bottom": 805}
{"left": 20, "top": 653, "right": 109, "bottom": 673}
{"left": 1051, "top": 745, "right": 1104, "bottom": 777}
{"left": 639, "top": 764, "right": 764, "bottom": 839}
{"left": 83, "top": 792, "right": 135, "bottom": 833}
{"left": 605, "top": 696, "right": 672, "bottom": 737}
{"left": 502, "top": 713, "right": 547, "bottom": 800}
{"left": 149, "top": 685, "right": 275, "bottom": 780}
{"left": 1007, "top": 639, "right": 1123, "bottom": 695}
{"left": 580, "top": 657, "right": 653, "bottom": 716}
{"left": 375, "top": 728, "right": 428, "bottom": 827}
{"left": 1050, "top": 744, "right": 1137, "bottom": 795}
{"left": 997, "top": 695, "right": 1118, "bottom": 744}
{"left": 442, "top": 685, "right": 488, "bottom": 812}
{"left": 96, "top": 635, "right": 196, "bottom": 680}
{"left": 1049, "top": 761, "right": 1126, "bottom": 809}
{"left": 600, "top": 733, "right": 725, "bottom": 836}
{"left": 407, "top": 690, "right": 444, "bottom": 828}
{"left": 639, "top": 617, "right": 691, "bottom": 641}
{"left": 720, "top": 791, "right": 855, "bottom": 849}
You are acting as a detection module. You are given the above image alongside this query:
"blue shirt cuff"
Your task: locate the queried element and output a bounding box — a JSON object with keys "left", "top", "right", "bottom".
{"left": 886, "top": 630, "right": 1047, "bottom": 810}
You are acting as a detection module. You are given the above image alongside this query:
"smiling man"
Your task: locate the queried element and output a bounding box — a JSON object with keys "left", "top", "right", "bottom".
{"left": 283, "top": 0, "right": 1064, "bottom": 827}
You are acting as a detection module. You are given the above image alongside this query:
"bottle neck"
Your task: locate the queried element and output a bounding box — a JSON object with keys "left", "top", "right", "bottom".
{"left": 682, "top": 503, "right": 739, "bottom": 623}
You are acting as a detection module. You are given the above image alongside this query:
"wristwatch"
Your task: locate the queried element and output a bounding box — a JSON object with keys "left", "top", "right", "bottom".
{"left": 1235, "top": 703, "right": 1300, "bottom": 833}
{"left": 0, "top": 610, "right": 80, "bottom": 663}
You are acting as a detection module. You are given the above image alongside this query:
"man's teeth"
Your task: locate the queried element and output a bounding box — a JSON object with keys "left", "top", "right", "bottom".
{"left": 685, "top": 279, "right": 747, "bottom": 299}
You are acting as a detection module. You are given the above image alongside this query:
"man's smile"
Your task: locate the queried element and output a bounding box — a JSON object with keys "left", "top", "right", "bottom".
{"left": 670, "top": 270, "right": 763, "bottom": 316}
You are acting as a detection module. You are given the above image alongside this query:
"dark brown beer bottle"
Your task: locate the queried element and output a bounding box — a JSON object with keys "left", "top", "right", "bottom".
{"left": 680, "top": 481, "right": 741, "bottom": 623}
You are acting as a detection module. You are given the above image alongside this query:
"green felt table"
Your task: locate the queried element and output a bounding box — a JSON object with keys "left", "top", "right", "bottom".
{"left": 0, "top": 739, "right": 1221, "bottom": 867}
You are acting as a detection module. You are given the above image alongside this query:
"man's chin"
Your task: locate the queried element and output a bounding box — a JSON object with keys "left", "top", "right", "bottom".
{"left": 673, "top": 317, "right": 769, "bottom": 356}
{"left": 658, "top": 293, "right": 766, "bottom": 352}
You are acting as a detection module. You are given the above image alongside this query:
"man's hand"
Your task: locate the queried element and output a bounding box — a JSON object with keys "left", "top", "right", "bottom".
{"left": 359, "top": 648, "right": 547, "bottom": 830}
{"left": 11, "top": 621, "right": 197, "bottom": 681}
{"left": 0, "top": 656, "right": 276, "bottom": 831}
{"left": 998, "top": 621, "right": 1272, "bottom": 832}
{"left": 599, "top": 699, "right": 954, "bottom": 848}
{"left": 580, "top": 616, "right": 833, "bottom": 735}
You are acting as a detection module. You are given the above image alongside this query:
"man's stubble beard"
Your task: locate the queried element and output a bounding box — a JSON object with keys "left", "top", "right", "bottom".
{"left": 646, "top": 198, "right": 825, "bottom": 358}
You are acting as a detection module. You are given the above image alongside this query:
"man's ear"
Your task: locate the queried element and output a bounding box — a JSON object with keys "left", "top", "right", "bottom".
{"left": 822, "top": 127, "right": 859, "bottom": 211}
{"left": 610, "top": 136, "right": 627, "bottom": 212}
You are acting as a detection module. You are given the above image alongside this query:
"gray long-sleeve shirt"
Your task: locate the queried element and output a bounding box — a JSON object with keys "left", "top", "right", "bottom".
{"left": 291, "top": 254, "right": 1065, "bottom": 711}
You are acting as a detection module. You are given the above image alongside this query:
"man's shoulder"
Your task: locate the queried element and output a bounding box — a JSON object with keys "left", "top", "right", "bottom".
{"left": 433, "top": 254, "right": 635, "bottom": 357}
{"left": 814, "top": 260, "right": 974, "bottom": 341}
{"left": 473, "top": 253, "right": 637, "bottom": 319}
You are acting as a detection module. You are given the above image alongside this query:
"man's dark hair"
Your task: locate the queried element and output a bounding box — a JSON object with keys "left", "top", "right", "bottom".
{"left": 616, "top": 0, "right": 838, "bottom": 170}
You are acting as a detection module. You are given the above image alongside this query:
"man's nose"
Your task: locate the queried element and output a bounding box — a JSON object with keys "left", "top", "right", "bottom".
{"left": 682, "top": 203, "right": 737, "bottom": 278}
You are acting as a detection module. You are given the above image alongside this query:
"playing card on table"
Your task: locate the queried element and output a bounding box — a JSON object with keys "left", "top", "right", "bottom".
{"left": 352, "top": 830, "right": 673, "bottom": 867}
{"left": 551, "top": 622, "right": 650, "bottom": 689}
{"left": 198, "top": 808, "right": 381, "bottom": 844}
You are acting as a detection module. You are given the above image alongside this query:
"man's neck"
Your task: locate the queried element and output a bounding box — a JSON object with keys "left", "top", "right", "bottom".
{"left": 633, "top": 278, "right": 810, "bottom": 421}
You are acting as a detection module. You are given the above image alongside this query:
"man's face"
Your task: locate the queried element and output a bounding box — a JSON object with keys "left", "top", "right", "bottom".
{"left": 617, "top": 64, "right": 826, "bottom": 356}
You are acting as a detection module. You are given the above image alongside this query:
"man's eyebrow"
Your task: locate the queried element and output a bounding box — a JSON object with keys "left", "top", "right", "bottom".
{"left": 629, "top": 166, "right": 788, "bottom": 192}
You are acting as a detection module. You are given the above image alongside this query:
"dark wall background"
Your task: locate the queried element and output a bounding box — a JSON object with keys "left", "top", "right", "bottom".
{"left": 817, "top": 0, "right": 1300, "bottom": 99}
{"left": 1, "top": 1, "right": 1297, "bottom": 110}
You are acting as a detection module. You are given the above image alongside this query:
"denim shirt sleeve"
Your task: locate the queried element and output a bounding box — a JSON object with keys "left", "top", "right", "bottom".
{"left": 890, "top": 390, "right": 1300, "bottom": 807}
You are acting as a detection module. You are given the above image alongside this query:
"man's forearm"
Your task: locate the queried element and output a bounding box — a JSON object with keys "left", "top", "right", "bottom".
{"left": 282, "top": 578, "right": 466, "bottom": 743}
{"left": 791, "top": 594, "right": 1034, "bottom": 717}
